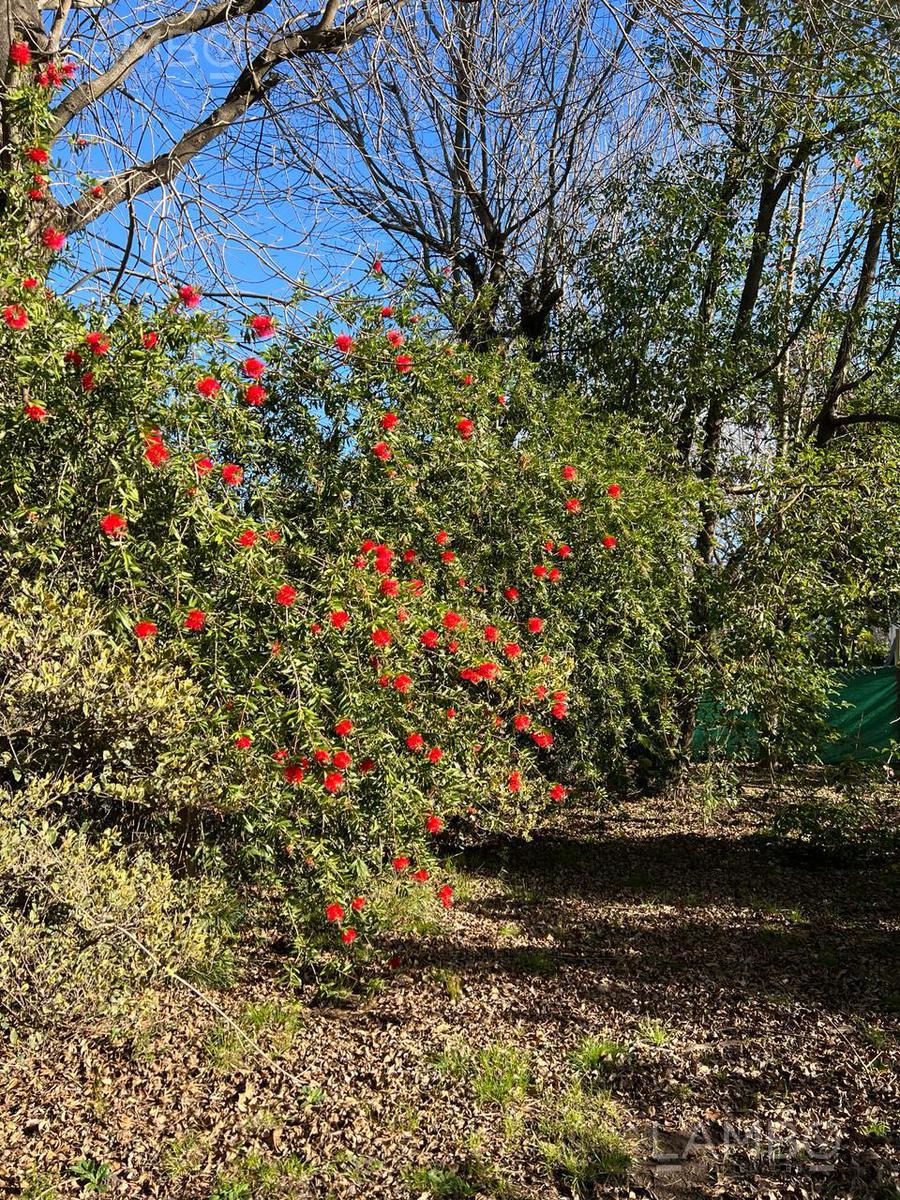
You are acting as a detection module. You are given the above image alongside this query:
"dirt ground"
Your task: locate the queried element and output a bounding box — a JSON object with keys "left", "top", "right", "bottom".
{"left": 2, "top": 784, "right": 898, "bottom": 1199}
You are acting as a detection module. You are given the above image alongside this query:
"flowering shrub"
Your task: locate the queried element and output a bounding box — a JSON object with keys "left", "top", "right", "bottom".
{"left": 0, "top": 92, "right": 695, "bottom": 962}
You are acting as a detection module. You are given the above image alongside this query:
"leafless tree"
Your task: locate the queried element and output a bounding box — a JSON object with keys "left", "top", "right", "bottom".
{"left": 271, "top": 0, "right": 660, "bottom": 346}
{"left": 0, "top": 0, "right": 403, "bottom": 297}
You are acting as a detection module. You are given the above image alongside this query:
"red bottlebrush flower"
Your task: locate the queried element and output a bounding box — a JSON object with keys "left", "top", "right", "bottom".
{"left": 392, "top": 856, "right": 410, "bottom": 871}
{"left": 144, "top": 432, "right": 168, "bottom": 467}
{"left": 420, "top": 630, "right": 439, "bottom": 649}
{"left": 271, "top": 641, "right": 282, "bottom": 655}
{"left": 353, "top": 556, "right": 366, "bottom": 569}
{"left": 503, "top": 642, "right": 521, "bottom": 659}
{"left": 334, "top": 332, "right": 353, "bottom": 353}
{"left": 544, "top": 540, "right": 555, "bottom": 552}
{"left": 426, "top": 746, "right": 443, "bottom": 765}
{"left": 393, "top": 673, "right": 412, "bottom": 693}
{"left": 425, "top": 815, "right": 444, "bottom": 835}
{"left": 28, "top": 187, "right": 44, "bottom": 201}
{"left": 84, "top": 331, "right": 109, "bottom": 355}
{"left": 99, "top": 512, "right": 127, "bottom": 538}
{"left": 513, "top": 714, "right": 531, "bottom": 732}
{"left": 325, "top": 903, "right": 344, "bottom": 923}
{"left": 562, "top": 465, "right": 577, "bottom": 480}
{"left": 142, "top": 331, "right": 158, "bottom": 349}
{"left": 3, "top": 304, "right": 28, "bottom": 330}
{"left": 333, "top": 750, "right": 352, "bottom": 770}
{"left": 222, "top": 463, "right": 243, "bottom": 486}
{"left": 196, "top": 375, "right": 220, "bottom": 397}
{"left": 381, "top": 305, "right": 393, "bottom": 317}
{"left": 533, "top": 564, "right": 547, "bottom": 579}
{"left": 41, "top": 227, "right": 66, "bottom": 251}
{"left": 380, "top": 578, "right": 399, "bottom": 598}
{"left": 374, "top": 554, "right": 393, "bottom": 576}
{"left": 350, "top": 896, "right": 366, "bottom": 913}
{"left": 504, "top": 587, "right": 519, "bottom": 602}
{"left": 386, "top": 329, "right": 404, "bottom": 347}
{"left": 535, "top": 685, "right": 548, "bottom": 700}
{"left": 22, "top": 277, "right": 38, "bottom": 289}
{"left": 532, "top": 731, "right": 553, "bottom": 748}
{"left": 24, "top": 403, "right": 47, "bottom": 421}
{"left": 412, "top": 868, "right": 430, "bottom": 883}
{"left": 527, "top": 617, "right": 544, "bottom": 634}
{"left": 62, "top": 61, "right": 76, "bottom": 78}
{"left": 10, "top": 40, "right": 31, "bottom": 66}
{"left": 313, "top": 749, "right": 331, "bottom": 765}
{"left": 447, "top": 639, "right": 460, "bottom": 653}
{"left": 508, "top": 770, "right": 521, "bottom": 793}
{"left": 405, "top": 732, "right": 425, "bottom": 752}
{"left": 402, "top": 548, "right": 416, "bottom": 563}
{"left": 195, "top": 456, "right": 213, "bottom": 476}
{"left": 275, "top": 584, "right": 297, "bottom": 607}
{"left": 243, "top": 357, "right": 265, "bottom": 378}
{"left": 283, "top": 763, "right": 304, "bottom": 785}
{"left": 446, "top": 707, "right": 456, "bottom": 719}
{"left": 274, "top": 749, "right": 288, "bottom": 764}
{"left": 438, "top": 884, "right": 454, "bottom": 908}
{"left": 234, "top": 734, "right": 252, "bottom": 750}
{"left": 371, "top": 628, "right": 392, "bottom": 648}
{"left": 330, "top": 610, "right": 350, "bottom": 630}
{"left": 335, "top": 719, "right": 354, "bottom": 737}
{"left": 341, "top": 928, "right": 357, "bottom": 944}
{"left": 603, "top": 535, "right": 617, "bottom": 548}
{"left": 395, "top": 353, "right": 412, "bottom": 373}
{"left": 476, "top": 661, "right": 499, "bottom": 680}
{"left": 441, "top": 550, "right": 456, "bottom": 563}
{"left": 548, "top": 567, "right": 561, "bottom": 582}
{"left": 565, "top": 497, "right": 582, "bottom": 513}
{"left": 456, "top": 417, "right": 474, "bottom": 439}
{"left": 435, "top": 530, "right": 450, "bottom": 546}
{"left": 372, "top": 441, "right": 392, "bottom": 461}
{"left": 372, "top": 258, "right": 383, "bottom": 274}
{"left": 178, "top": 284, "right": 201, "bottom": 308}
{"left": 380, "top": 411, "right": 398, "bottom": 430}
{"left": 324, "top": 771, "right": 344, "bottom": 793}
{"left": 236, "top": 529, "right": 257, "bottom": 547}
{"left": 359, "top": 757, "right": 376, "bottom": 773}
{"left": 264, "top": 529, "right": 281, "bottom": 543}
{"left": 80, "top": 371, "right": 95, "bottom": 392}
{"left": 550, "top": 783, "right": 566, "bottom": 802}
{"left": 133, "top": 620, "right": 157, "bottom": 640}
{"left": 26, "top": 146, "right": 48, "bottom": 164}
{"left": 552, "top": 702, "right": 568, "bottom": 719}
{"left": 409, "top": 578, "right": 425, "bottom": 594}
{"left": 64, "top": 349, "right": 82, "bottom": 366}
{"left": 497, "top": 393, "right": 507, "bottom": 406}
{"left": 184, "top": 609, "right": 206, "bottom": 631}
{"left": 90, "top": 185, "right": 104, "bottom": 198}
{"left": 249, "top": 313, "right": 275, "bottom": 338}
{"left": 397, "top": 607, "right": 410, "bottom": 622}
{"left": 558, "top": 544, "right": 572, "bottom": 558}
{"left": 379, "top": 673, "right": 391, "bottom": 688}
{"left": 484, "top": 625, "right": 499, "bottom": 642}
{"left": 608, "top": 483, "right": 621, "bottom": 497}
{"left": 443, "top": 611, "right": 462, "bottom": 630}
{"left": 245, "top": 383, "right": 266, "bottom": 406}
{"left": 361, "top": 540, "right": 377, "bottom": 554}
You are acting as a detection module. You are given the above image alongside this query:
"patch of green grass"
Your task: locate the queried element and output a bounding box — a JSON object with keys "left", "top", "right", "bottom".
{"left": 511, "top": 947, "right": 557, "bottom": 974}
{"left": 853, "top": 1019, "right": 889, "bottom": 1051}
{"left": 210, "top": 1151, "right": 314, "bottom": 1197}
{"left": 434, "top": 1042, "right": 531, "bottom": 1106}
{"left": 428, "top": 967, "right": 464, "bottom": 1003}
{"left": 538, "top": 1086, "right": 631, "bottom": 1195}
{"left": 162, "top": 1131, "right": 208, "bottom": 1179}
{"left": 205, "top": 1000, "right": 304, "bottom": 1072}
{"left": 20, "top": 1171, "right": 59, "bottom": 1200}
{"left": 497, "top": 922, "right": 523, "bottom": 940}
{"left": 570, "top": 1035, "right": 630, "bottom": 1078}
{"left": 636, "top": 1019, "right": 671, "bottom": 1046}
{"left": 403, "top": 1166, "right": 476, "bottom": 1198}
{"left": 864, "top": 1120, "right": 889, "bottom": 1137}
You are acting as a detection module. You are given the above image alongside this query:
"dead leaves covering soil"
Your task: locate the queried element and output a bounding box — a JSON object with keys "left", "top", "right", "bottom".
{"left": 1, "top": 785, "right": 898, "bottom": 1200}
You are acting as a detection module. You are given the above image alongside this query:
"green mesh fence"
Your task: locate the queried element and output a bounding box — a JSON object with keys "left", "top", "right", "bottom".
{"left": 693, "top": 666, "right": 900, "bottom": 763}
